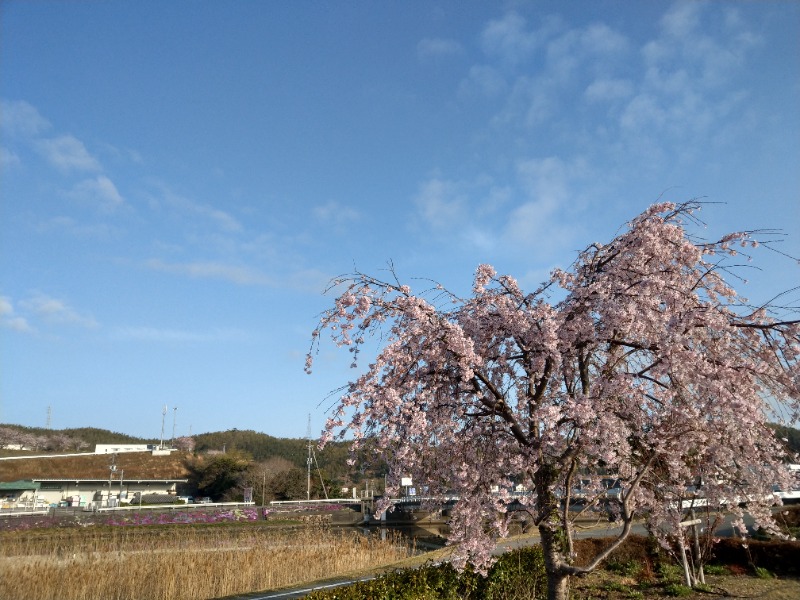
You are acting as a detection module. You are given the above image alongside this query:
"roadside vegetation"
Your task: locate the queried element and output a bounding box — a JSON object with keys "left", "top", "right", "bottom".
{"left": 306, "top": 533, "right": 800, "bottom": 600}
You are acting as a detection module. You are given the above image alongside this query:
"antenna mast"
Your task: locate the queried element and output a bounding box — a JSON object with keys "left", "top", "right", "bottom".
{"left": 160, "top": 405, "right": 167, "bottom": 449}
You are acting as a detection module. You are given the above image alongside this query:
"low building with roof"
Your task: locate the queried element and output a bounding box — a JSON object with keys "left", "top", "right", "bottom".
{"left": 0, "top": 452, "right": 190, "bottom": 508}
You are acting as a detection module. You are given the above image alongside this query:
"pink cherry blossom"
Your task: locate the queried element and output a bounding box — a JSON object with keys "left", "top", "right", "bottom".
{"left": 308, "top": 202, "right": 799, "bottom": 600}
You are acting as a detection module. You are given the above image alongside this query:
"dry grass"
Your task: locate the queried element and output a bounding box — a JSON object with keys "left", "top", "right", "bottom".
{"left": 0, "top": 451, "right": 191, "bottom": 480}
{"left": 0, "top": 524, "right": 414, "bottom": 600}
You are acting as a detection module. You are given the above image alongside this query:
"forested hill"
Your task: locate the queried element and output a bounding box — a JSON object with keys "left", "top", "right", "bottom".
{"left": 769, "top": 423, "right": 800, "bottom": 459}
{"left": 0, "top": 424, "right": 156, "bottom": 453}
{"left": 191, "top": 429, "right": 357, "bottom": 481}
{"left": 4, "top": 422, "right": 797, "bottom": 471}
{"left": 0, "top": 424, "right": 375, "bottom": 483}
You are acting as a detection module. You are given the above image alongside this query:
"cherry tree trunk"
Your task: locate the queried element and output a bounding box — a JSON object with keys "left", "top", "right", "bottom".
{"left": 545, "top": 572, "right": 570, "bottom": 600}
{"left": 540, "top": 524, "right": 572, "bottom": 600}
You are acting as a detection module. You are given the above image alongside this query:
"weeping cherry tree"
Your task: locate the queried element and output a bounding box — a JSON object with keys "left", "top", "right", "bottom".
{"left": 307, "top": 202, "right": 799, "bottom": 600}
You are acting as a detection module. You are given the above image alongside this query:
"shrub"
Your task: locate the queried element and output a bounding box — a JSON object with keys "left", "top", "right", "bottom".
{"left": 305, "top": 546, "right": 547, "bottom": 600}
{"left": 711, "top": 538, "right": 800, "bottom": 576}
{"left": 663, "top": 583, "right": 693, "bottom": 597}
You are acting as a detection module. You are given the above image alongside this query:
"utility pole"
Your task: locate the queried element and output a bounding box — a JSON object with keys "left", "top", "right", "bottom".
{"left": 108, "top": 454, "right": 117, "bottom": 507}
{"left": 171, "top": 407, "right": 178, "bottom": 447}
{"left": 306, "top": 414, "right": 312, "bottom": 501}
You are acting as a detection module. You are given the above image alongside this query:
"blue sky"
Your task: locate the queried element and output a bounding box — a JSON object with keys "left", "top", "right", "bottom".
{"left": 1, "top": 1, "right": 798, "bottom": 440}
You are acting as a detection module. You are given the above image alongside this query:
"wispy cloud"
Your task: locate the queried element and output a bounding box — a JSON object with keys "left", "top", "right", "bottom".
{"left": 0, "top": 99, "right": 51, "bottom": 137}
{"left": 414, "top": 178, "right": 469, "bottom": 230}
{"left": 613, "top": 2, "right": 760, "bottom": 157}
{"left": 19, "top": 293, "right": 98, "bottom": 328}
{"left": 458, "top": 65, "right": 508, "bottom": 99}
{"left": 151, "top": 184, "right": 242, "bottom": 233}
{"left": 284, "top": 267, "right": 336, "bottom": 294}
{"left": 0, "top": 147, "right": 21, "bottom": 169}
{"left": 67, "top": 175, "right": 125, "bottom": 212}
{"left": 0, "top": 295, "right": 33, "bottom": 332}
{"left": 37, "top": 135, "right": 102, "bottom": 172}
{"left": 480, "top": 12, "right": 560, "bottom": 67}
{"left": 503, "top": 156, "right": 587, "bottom": 255}
{"left": 417, "top": 37, "right": 464, "bottom": 61}
{"left": 144, "top": 257, "right": 329, "bottom": 293}
{"left": 312, "top": 201, "right": 360, "bottom": 226}
{"left": 146, "top": 258, "right": 272, "bottom": 286}
{"left": 584, "top": 78, "right": 634, "bottom": 103}
{"left": 35, "top": 216, "right": 117, "bottom": 238}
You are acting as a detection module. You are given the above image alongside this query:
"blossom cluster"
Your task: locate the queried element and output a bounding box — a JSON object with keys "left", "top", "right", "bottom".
{"left": 309, "top": 202, "right": 800, "bottom": 575}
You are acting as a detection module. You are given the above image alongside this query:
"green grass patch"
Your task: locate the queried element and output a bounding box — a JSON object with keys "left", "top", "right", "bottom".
{"left": 703, "top": 564, "right": 728, "bottom": 576}
{"left": 605, "top": 558, "right": 642, "bottom": 578}
{"left": 753, "top": 566, "right": 774, "bottom": 579}
{"left": 663, "top": 583, "right": 693, "bottom": 597}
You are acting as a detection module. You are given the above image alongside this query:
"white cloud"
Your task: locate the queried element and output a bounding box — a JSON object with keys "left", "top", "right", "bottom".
{"left": 0, "top": 147, "right": 21, "bottom": 169}
{"left": 68, "top": 175, "right": 125, "bottom": 212}
{"left": 284, "top": 268, "right": 336, "bottom": 294}
{"left": 417, "top": 38, "right": 464, "bottom": 61}
{"left": 580, "top": 23, "right": 629, "bottom": 56}
{"left": 503, "top": 157, "right": 582, "bottom": 252}
{"left": 660, "top": 1, "right": 702, "bottom": 39}
{"left": 36, "top": 216, "right": 116, "bottom": 238}
{"left": 37, "top": 135, "right": 101, "bottom": 172}
{"left": 480, "top": 12, "right": 559, "bottom": 66}
{"left": 0, "top": 99, "right": 51, "bottom": 137}
{"left": 584, "top": 78, "right": 634, "bottom": 103}
{"left": 414, "top": 178, "right": 469, "bottom": 230}
{"left": 458, "top": 65, "right": 508, "bottom": 99}
{"left": 144, "top": 258, "right": 329, "bottom": 292}
{"left": 19, "top": 293, "right": 98, "bottom": 328}
{"left": 0, "top": 295, "right": 33, "bottom": 332}
{"left": 153, "top": 184, "right": 242, "bottom": 233}
{"left": 313, "top": 201, "right": 360, "bottom": 225}
{"left": 146, "top": 258, "right": 272, "bottom": 286}
{"left": 476, "top": 16, "right": 631, "bottom": 131}
{"left": 620, "top": 93, "right": 666, "bottom": 132}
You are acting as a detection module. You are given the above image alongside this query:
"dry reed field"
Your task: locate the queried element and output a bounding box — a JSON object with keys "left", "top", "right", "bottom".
{"left": 0, "top": 524, "right": 414, "bottom": 600}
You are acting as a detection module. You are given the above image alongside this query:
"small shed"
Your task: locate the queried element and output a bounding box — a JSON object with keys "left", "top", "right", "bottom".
{"left": 0, "top": 479, "right": 40, "bottom": 505}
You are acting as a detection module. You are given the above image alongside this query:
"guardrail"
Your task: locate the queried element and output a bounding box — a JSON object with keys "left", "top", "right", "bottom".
{"left": 0, "top": 507, "right": 50, "bottom": 517}
{"left": 269, "top": 498, "right": 361, "bottom": 506}
{"left": 90, "top": 501, "right": 255, "bottom": 512}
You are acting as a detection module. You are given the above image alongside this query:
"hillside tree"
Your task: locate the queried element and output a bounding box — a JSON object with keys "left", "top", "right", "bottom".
{"left": 308, "top": 202, "right": 799, "bottom": 600}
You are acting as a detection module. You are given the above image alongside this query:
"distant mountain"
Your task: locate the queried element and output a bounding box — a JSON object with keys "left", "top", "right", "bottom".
{"left": 0, "top": 424, "right": 384, "bottom": 485}
{"left": 4, "top": 421, "right": 799, "bottom": 464}
{"left": 191, "top": 429, "right": 365, "bottom": 482}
